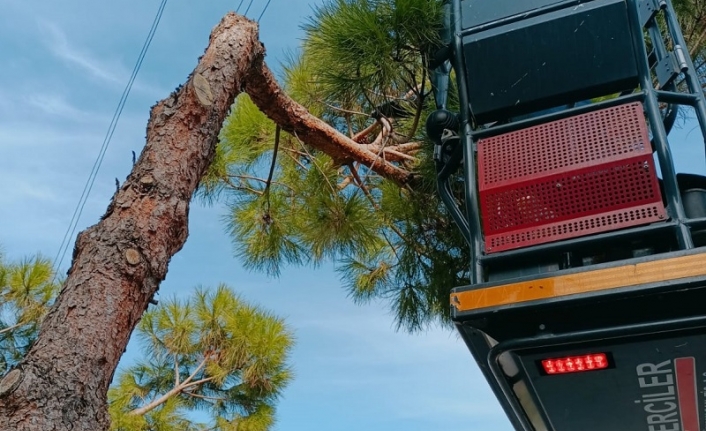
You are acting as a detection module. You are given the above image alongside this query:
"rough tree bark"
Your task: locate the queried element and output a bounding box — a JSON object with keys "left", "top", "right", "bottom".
{"left": 0, "top": 13, "right": 261, "bottom": 431}
{"left": 0, "top": 12, "right": 411, "bottom": 431}
{"left": 243, "top": 59, "right": 414, "bottom": 185}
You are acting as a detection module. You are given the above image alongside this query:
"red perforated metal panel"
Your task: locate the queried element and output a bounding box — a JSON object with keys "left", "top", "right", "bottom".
{"left": 478, "top": 103, "right": 666, "bottom": 253}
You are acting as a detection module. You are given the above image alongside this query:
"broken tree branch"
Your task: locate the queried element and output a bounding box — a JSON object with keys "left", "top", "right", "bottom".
{"left": 244, "top": 57, "right": 414, "bottom": 186}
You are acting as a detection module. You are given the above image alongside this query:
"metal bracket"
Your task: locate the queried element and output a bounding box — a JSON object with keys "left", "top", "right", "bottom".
{"left": 438, "top": 129, "right": 463, "bottom": 176}
{"left": 638, "top": 0, "right": 661, "bottom": 27}
{"left": 433, "top": 144, "right": 442, "bottom": 162}
{"left": 655, "top": 52, "right": 681, "bottom": 88}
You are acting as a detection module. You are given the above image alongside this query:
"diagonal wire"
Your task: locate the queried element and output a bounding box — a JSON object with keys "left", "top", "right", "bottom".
{"left": 244, "top": 0, "right": 256, "bottom": 15}
{"left": 52, "top": 0, "right": 169, "bottom": 277}
{"left": 258, "top": 0, "right": 273, "bottom": 22}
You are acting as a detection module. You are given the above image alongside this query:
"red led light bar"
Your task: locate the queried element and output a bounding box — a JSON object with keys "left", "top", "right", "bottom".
{"left": 541, "top": 353, "right": 609, "bottom": 375}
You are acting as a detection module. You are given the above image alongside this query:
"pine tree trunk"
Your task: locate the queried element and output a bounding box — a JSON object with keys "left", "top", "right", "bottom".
{"left": 0, "top": 14, "right": 263, "bottom": 431}
{"left": 0, "top": 9, "right": 416, "bottom": 430}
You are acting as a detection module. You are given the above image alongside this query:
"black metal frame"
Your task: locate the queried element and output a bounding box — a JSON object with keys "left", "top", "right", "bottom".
{"left": 451, "top": 248, "right": 706, "bottom": 430}
{"left": 429, "top": 0, "right": 706, "bottom": 429}
{"left": 433, "top": 0, "right": 706, "bottom": 284}
{"left": 481, "top": 314, "right": 706, "bottom": 431}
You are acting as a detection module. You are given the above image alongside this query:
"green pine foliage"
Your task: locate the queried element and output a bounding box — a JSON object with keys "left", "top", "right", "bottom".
{"left": 674, "top": 0, "right": 706, "bottom": 96}
{"left": 203, "top": 0, "right": 470, "bottom": 332}
{"left": 303, "top": 0, "right": 443, "bottom": 107}
{"left": 108, "top": 284, "right": 293, "bottom": 431}
{"left": 0, "top": 251, "right": 296, "bottom": 430}
{"left": 673, "top": 0, "right": 706, "bottom": 58}
{"left": 0, "top": 252, "right": 61, "bottom": 374}
{"left": 207, "top": 0, "right": 706, "bottom": 333}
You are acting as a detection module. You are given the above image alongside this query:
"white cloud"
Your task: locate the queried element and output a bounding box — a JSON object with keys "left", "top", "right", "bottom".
{"left": 37, "top": 20, "right": 166, "bottom": 99}
{"left": 0, "top": 121, "right": 101, "bottom": 152}
{"left": 262, "top": 292, "right": 509, "bottom": 426}
{"left": 0, "top": 3, "right": 516, "bottom": 430}
{"left": 40, "top": 21, "right": 123, "bottom": 85}
{"left": 0, "top": 178, "right": 59, "bottom": 205}
{"left": 24, "top": 93, "right": 103, "bottom": 123}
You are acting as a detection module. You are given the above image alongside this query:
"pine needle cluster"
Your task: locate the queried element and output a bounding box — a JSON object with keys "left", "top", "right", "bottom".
{"left": 201, "top": 0, "right": 469, "bottom": 332}
{"left": 108, "top": 285, "right": 293, "bottom": 431}
{"left": 203, "top": 0, "right": 706, "bottom": 332}
{"left": 0, "top": 252, "right": 61, "bottom": 374}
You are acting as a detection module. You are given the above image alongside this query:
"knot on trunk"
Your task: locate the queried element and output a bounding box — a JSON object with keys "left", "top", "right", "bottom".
{"left": 0, "top": 369, "right": 23, "bottom": 398}
{"left": 125, "top": 248, "right": 142, "bottom": 266}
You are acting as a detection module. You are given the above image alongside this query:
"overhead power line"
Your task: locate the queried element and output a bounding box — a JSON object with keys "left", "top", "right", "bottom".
{"left": 237, "top": 0, "right": 274, "bottom": 23}
{"left": 258, "top": 0, "right": 273, "bottom": 22}
{"left": 53, "top": 0, "right": 169, "bottom": 276}
{"left": 244, "top": 0, "right": 256, "bottom": 15}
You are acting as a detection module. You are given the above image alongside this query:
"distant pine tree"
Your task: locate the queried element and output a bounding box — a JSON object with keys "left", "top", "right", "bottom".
{"left": 108, "top": 285, "right": 292, "bottom": 431}
{"left": 203, "top": 0, "right": 706, "bottom": 332}
{"left": 0, "top": 252, "right": 60, "bottom": 374}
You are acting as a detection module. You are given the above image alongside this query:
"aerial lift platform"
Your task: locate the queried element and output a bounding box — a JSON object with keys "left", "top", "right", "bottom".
{"left": 425, "top": 0, "right": 706, "bottom": 429}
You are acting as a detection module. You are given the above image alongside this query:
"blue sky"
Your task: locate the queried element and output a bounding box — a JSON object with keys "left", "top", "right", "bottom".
{"left": 0, "top": 1, "right": 513, "bottom": 430}
{"left": 2, "top": 1, "right": 705, "bottom": 430}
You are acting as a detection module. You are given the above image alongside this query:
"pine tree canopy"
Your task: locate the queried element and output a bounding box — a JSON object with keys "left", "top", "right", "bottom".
{"left": 673, "top": 0, "right": 706, "bottom": 60}
{"left": 201, "top": 0, "right": 467, "bottom": 333}
{"left": 201, "top": 0, "right": 706, "bottom": 332}
{"left": 0, "top": 252, "right": 61, "bottom": 374}
{"left": 0, "top": 246, "right": 293, "bottom": 431}
{"left": 108, "top": 284, "right": 293, "bottom": 431}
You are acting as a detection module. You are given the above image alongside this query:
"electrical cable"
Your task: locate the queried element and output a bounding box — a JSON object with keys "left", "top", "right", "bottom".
{"left": 52, "top": 0, "right": 168, "bottom": 277}
{"left": 236, "top": 0, "right": 245, "bottom": 13}
{"left": 257, "top": 0, "right": 273, "bottom": 22}
{"left": 244, "top": 0, "right": 256, "bottom": 15}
